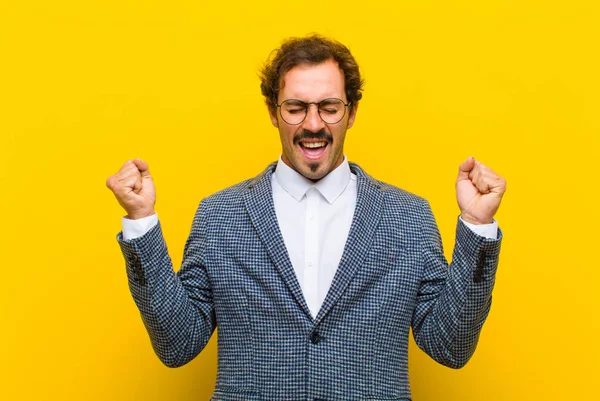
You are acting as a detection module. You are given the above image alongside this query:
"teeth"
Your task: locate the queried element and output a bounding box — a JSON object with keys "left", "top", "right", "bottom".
{"left": 302, "top": 142, "right": 326, "bottom": 148}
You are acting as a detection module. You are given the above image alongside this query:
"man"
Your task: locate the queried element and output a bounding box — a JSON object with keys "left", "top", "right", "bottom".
{"left": 106, "top": 35, "right": 505, "bottom": 400}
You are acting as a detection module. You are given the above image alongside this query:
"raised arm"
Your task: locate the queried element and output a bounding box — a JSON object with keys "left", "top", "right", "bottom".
{"left": 106, "top": 159, "right": 216, "bottom": 367}
{"left": 411, "top": 157, "right": 506, "bottom": 368}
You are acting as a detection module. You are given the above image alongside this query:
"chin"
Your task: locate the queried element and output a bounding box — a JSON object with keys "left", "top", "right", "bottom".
{"left": 300, "top": 162, "right": 329, "bottom": 181}
{"left": 284, "top": 152, "right": 334, "bottom": 181}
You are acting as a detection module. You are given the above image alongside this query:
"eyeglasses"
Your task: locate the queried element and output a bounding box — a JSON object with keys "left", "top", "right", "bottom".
{"left": 276, "top": 98, "right": 352, "bottom": 125}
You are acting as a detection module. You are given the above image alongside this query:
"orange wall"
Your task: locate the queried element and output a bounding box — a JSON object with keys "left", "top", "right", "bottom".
{"left": 1, "top": 1, "right": 598, "bottom": 400}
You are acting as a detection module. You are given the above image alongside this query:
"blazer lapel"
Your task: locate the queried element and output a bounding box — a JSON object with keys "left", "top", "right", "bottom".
{"left": 243, "top": 163, "right": 313, "bottom": 320}
{"left": 314, "top": 162, "right": 385, "bottom": 324}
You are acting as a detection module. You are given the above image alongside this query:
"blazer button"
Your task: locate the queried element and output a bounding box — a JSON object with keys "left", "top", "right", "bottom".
{"left": 310, "top": 331, "right": 321, "bottom": 344}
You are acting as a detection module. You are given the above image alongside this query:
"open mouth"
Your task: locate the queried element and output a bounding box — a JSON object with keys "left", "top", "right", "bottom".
{"left": 299, "top": 141, "right": 328, "bottom": 159}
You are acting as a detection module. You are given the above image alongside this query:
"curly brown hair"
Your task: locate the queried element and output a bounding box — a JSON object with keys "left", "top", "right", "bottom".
{"left": 260, "top": 34, "right": 364, "bottom": 116}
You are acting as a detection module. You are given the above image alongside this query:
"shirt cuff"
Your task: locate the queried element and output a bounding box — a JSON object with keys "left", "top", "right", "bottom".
{"left": 122, "top": 213, "right": 159, "bottom": 241}
{"left": 459, "top": 216, "right": 498, "bottom": 239}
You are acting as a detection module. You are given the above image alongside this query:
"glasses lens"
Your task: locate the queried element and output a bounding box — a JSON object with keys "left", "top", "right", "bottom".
{"left": 280, "top": 100, "right": 307, "bottom": 125}
{"left": 318, "top": 99, "right": 346, "bottom": 124}
{"left": 279, "top": 99, "right": 348, "bottom": 125}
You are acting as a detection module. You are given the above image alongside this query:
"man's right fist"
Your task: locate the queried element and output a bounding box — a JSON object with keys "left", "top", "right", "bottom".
{"left": 106, "top": 158, "right": 156, "bottom": 220}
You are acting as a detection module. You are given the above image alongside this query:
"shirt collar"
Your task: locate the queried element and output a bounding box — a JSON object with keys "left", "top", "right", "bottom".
{"left": 274, "top": 155, "right": 352, "bottom": 204}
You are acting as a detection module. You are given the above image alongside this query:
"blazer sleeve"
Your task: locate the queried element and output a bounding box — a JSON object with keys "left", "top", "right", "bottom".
{"left": 411, "top": 199, "right": 502, "bottom": 369}
{"left": 117, "top": 200, "right": 216, "bottom": 368}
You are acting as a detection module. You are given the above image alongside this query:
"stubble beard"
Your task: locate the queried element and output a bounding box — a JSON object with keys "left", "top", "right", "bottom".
{"left": 284, "top": 128, "right": 335, "bottom": 181}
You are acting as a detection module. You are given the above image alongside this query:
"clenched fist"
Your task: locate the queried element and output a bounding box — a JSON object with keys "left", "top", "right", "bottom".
{"left": 106, "top": 158, "right": 156, "bottom": 220}
{"left": 456, "top": 156, "right": 506, "bottom": 225}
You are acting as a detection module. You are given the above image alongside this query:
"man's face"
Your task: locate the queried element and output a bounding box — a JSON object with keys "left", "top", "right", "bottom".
{"left": 269, "top": 59, "right": 357, "bottom": 181}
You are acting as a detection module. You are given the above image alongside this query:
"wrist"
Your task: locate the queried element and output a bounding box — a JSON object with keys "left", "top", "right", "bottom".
{"left": 126, "top": 210, "right": 156, "bottom": 220}
{"left": 460, "top": 213, "right": 493, "bottom": 225}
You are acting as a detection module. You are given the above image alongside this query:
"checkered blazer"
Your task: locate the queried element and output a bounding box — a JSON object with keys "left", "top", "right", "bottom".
{"left": 117, "top": 162, "right": 502, "bottom": 401}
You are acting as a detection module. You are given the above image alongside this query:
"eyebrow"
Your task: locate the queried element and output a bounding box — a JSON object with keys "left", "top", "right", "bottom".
{"left": 283, "top": 98, "right": 343, "bottom": 105}
{"left": 282, "top": 100, "right": 306, "bottom": 106}
{"left": 319, "top": 99, "right": 338, "bottom": 105}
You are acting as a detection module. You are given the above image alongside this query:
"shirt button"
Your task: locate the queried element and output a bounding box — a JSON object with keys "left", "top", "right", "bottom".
{"left": 307, "top": 260, "right": 314, "bottom": 267}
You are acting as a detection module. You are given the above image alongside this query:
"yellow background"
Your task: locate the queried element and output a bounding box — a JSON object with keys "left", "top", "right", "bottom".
{"left": 1, "top": 1, "right": 598, "bottom": 400}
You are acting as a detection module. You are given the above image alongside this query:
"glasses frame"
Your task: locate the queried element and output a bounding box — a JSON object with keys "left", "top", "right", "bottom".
{"left": 276, "top": 98, "right": 352, "bottom": 125}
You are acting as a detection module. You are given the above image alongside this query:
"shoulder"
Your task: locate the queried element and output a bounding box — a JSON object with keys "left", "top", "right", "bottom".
{"left": 349, "top": 162, "right": 435, "bottom": 241}
{"left": 198, "top": 162, "right": 276, "bottom": 212}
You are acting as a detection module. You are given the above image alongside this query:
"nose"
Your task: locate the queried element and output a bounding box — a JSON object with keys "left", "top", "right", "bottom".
{"left": 302, "top": 104, "right": 326, "bottom": 132}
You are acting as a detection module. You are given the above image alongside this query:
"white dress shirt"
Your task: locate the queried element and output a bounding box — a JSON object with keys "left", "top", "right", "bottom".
{"left": 122, "top": 156, "right": 498, "bottom": 318}
{"left": 271, "top": 156, "right": 356, "bottom": 318}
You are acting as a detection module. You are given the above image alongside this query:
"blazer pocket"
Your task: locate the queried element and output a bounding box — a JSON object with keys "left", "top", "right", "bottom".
{"left": 361, "top": 244, "right": 411, "bottom": 284}
{"left": 364, "top": 398, "right": 411, "bottom": 401}
{"left": 211, "top": 388, "right": 263, "bottom": 401}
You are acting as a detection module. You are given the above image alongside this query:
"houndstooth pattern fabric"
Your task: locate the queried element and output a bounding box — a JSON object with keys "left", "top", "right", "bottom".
{"left": 117, "top": 162, "right": 502, "bottom": 401}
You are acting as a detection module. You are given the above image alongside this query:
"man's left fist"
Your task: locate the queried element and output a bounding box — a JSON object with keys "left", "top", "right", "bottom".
{"left": 456, "top": 156, "right": 506, "bottom": 225}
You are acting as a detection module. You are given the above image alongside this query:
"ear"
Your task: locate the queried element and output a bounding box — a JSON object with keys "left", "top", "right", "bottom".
{"left": 269, "top": 107, "right": 279, "bottom": 128}
{"left": 347, "top": 104, "right": 358, "bottom": 129}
